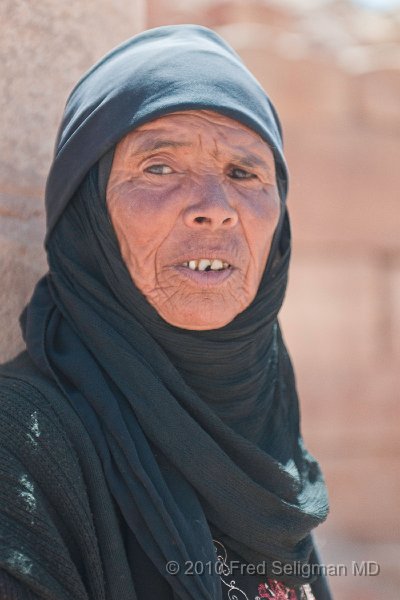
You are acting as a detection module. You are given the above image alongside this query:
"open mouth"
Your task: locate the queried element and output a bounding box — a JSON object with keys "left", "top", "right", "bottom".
{"left": 181, "top": 258, "right": 231, "bottom": 272}
{"left": 174, "top": 257, "right": 234, "bottom": 287}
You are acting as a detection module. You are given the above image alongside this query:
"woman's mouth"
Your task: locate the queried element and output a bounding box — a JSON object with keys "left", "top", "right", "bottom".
{"left": 181, "top": 258, "right": 230, "bottom": 271}
{"left": 174, "top": 257, "right": 234, "bottom": 286}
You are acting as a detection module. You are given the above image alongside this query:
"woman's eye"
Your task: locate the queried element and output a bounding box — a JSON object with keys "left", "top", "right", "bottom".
{"left": 145, "top": 164, "right": 173, "bottom": 175}
{"left": 228, "top": 167, "right": 257, "bottom": 180}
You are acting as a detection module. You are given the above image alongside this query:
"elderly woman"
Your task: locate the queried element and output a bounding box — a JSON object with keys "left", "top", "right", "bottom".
{"left": 0, "top": 25, "right": 330, "bottom": 600}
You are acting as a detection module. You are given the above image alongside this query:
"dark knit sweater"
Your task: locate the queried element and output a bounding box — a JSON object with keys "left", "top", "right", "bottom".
{"left": 0, "top": 351, "right": 136, "bottom": 600}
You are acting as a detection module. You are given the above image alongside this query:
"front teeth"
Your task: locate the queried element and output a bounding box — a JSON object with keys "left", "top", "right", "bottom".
{"left": 210, "top": 259, "right": 223, "bottom": 271}
{"left": 198, "top": 259, "right": 211, "bottom": 271}
{"left": 182, "top": 259, "right": 230, "bottom": 271}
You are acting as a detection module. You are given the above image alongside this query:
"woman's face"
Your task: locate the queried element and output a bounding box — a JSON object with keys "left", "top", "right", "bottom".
{"left": 106, "top": 110, "right": 280, "bottom": 330}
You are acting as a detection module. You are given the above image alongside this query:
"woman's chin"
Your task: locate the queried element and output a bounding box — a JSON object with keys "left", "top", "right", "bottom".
{"left": 158, "top": 305, "right": 239, "bottom": 331}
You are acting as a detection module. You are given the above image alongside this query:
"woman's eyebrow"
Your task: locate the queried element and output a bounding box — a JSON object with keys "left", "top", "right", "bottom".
{"left": 231, "top": 153, "right": 274, "bottom": 174}
{"left": 135, "top": 139, "right": 192, "bottom": 155}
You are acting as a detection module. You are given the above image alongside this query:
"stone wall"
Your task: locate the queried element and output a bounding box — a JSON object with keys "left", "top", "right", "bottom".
{"left": 0, "top": 0, "right": 145, "bottom": 359}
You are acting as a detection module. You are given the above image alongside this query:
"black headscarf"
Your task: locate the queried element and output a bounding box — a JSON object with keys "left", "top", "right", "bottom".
{"left": 22, "top": 24, "right": 329, "bottom": 600}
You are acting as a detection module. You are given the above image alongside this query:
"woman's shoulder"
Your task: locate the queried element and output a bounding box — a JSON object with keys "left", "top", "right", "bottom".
{"left": 0, "top": 350, "right": 95, "bottom": 527}
{"left": 0, "top": 352, "right": 102, "bottom": 599}
{"left": 0, "top": 350, "right": 62, "bottom": 397}
{"left": 0, "top": 351, "right": 105, "bottom": 531}
{"left": 0, "top": 352, "right": 135, "bottom": 600}
{"left": 0, "top": 351, "right": 83, "bottom": 468}
{"left": 0, "top": 350, "right": 68, "bottom": 418}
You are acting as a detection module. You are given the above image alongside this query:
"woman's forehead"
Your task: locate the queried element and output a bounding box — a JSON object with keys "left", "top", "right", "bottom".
{"left": 115, "top": 109, "right": 274, "bottom": 161}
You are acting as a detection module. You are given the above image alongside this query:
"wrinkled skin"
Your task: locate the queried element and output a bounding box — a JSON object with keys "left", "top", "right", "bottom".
{"left": 106, "top": 110, "right": 280, "bottom": 330}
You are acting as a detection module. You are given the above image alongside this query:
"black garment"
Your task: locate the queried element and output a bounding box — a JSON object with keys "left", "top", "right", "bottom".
{"left": 0, "top": 353, "right": 136, "bottom": 600}
{"left": 0, "top": 570, "right": 40, "bottom": 600}
{"left": 0, "top": 355, "right": 331, "bottom": 600}
{"left": 6, "top": 24, "right": 329, "bottom": 600}
{"left": 208, "top": 528, "right": 332, "bottom": 600}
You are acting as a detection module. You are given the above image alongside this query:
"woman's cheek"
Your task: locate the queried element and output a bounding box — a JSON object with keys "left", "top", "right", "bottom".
{"left": 126, "top": 179, "right": 183, "bottom": 212}
{"left": 110, "top": 183, "right": 181, "bottom": 244}
{"left": 237, "top": 187, "right": 280, "bottom": 228}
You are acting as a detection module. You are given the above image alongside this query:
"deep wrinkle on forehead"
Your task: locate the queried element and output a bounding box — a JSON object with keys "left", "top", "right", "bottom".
{"left": 133, "top": 138, "right": 193, "bottom": 155}
{"left": 120, "top": 112, "right": 276, "bottom": 180}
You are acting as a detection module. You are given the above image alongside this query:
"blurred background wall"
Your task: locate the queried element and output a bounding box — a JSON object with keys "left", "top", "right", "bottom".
{"left": 1, "top": 1, "right": 399, "bottom": 598}
{"left": 0, "top": 0, "right": 147, "bottom": 352}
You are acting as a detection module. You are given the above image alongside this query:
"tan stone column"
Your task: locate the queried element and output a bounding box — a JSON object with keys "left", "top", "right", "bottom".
{"left": 0, "top": 0, "right": 146, "bottom": 361}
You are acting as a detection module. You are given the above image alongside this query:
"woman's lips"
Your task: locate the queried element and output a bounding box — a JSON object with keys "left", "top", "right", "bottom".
{"left": 167, "top": 249, "right": 241, "bottom": 287}
{"left": 173, "top": 264, "right": 234, "bottom": 286}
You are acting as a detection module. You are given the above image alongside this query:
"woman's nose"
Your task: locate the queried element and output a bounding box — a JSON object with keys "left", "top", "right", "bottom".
{"left": 182, "top": 179, "right": 239, "bottom": 231}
